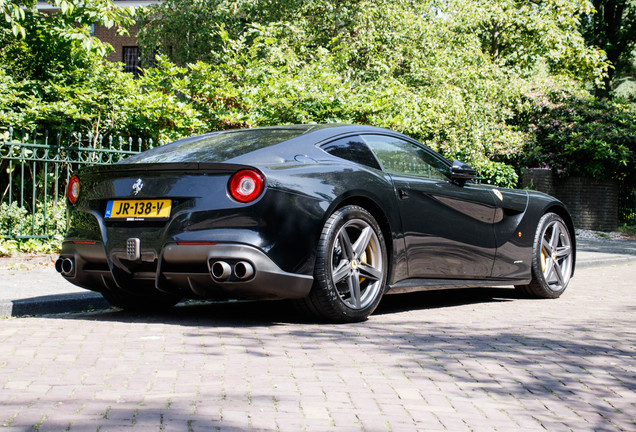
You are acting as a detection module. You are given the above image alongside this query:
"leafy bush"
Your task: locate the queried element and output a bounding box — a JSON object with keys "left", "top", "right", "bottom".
{"left": 0, "top": 201, "right": 27, "bottom": 236}
{"left": 137, "top": 14, "right": 525, "bottom": 187}
{"left": 0, "top": 201, "right": 66, "bottom": 255}
{"left": 514, "top": 78, "right": 636, "bottom": 185}
{"left": 0, "top": 238, "right": 60, "bottom": 256}
{"left": 2, "top": 0, "right": 620, "bottom": 190}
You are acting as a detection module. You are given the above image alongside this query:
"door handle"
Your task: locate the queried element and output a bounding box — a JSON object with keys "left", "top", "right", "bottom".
{"left": 398, "top": 189, "right": 409, "bottom": 200}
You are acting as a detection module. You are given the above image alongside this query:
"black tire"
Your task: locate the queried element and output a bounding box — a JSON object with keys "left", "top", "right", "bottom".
{"left": 102, "top": 281, "right": 181, "bottom": 312}
{"left": 516, "top": 212, "right": 574, "bottom": 299}
{"left": 298, "top": 205, "right": 388, "bottom": 323}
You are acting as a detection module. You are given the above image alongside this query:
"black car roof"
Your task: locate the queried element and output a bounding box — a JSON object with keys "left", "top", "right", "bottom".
{"left": 120, "top": 124, "right": 413, "bottom": 165}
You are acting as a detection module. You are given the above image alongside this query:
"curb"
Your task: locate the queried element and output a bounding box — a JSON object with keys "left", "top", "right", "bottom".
{"left": 577, "top": 255, "right": 636, "bottom": 269}
{"left": 1, "top": 292, "right": 110, "bottom": 318}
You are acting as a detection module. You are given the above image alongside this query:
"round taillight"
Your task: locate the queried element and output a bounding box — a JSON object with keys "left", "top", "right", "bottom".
{"left": 68, "top": 175, "right": 80, "bottom": 204}
{"left": 229, "top": 169, "right": 264, "bottom": 203}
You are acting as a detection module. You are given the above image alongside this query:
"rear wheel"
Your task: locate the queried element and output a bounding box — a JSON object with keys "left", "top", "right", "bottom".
{"left": 102, "top": 281, "right": 181, "bottom": 312}
{"left": 299, "top": 205, "right": 388, "bottom": 323}
{"left": 516, "top": 212, "right": 574, "bottom": 299}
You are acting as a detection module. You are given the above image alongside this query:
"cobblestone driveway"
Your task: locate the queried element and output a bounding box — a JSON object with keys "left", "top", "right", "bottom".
{"left": 1, "top": 263, "right": 634, "bottom": 431}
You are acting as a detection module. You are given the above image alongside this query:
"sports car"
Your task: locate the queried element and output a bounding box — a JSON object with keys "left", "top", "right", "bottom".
{"left": 56, "top": 124, "right": 575, "bottom": 322}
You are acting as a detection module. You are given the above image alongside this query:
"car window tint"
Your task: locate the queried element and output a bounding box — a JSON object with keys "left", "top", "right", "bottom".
{"left": 122, "top": 129, "right": 308, "bottom": 163}
{"left": 362, "top": 135, "right": 449, "bottom": 180}
{"left": 321, "top": 136, "right": 382, "bottom": 170}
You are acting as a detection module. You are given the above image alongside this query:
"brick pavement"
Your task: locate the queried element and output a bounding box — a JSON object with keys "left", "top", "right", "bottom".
{"left": 0, "top": 263, "right": 634, "bottom": 431}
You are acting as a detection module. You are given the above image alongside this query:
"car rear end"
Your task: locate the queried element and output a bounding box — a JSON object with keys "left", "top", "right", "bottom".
{"left": 56, "top": 128, "right": 332, "bottom": 304}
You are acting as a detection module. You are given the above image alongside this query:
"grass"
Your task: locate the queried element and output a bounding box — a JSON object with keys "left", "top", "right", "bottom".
{"left": 617, "top": 224, "right": 636, "bottom": 236}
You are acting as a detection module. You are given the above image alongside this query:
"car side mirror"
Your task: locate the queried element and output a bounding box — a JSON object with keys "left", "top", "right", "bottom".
{"left": 450, "top": 160, "right": 476, "bottom": 185}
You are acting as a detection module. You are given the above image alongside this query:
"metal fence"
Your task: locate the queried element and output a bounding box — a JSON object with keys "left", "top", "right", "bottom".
{"left": 1, "top": 128, "right": 154, "bottom": 239}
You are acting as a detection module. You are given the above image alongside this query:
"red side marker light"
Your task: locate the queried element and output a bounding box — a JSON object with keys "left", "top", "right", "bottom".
{"left": 229, "top": 169, "right": 264, "bottom": 203}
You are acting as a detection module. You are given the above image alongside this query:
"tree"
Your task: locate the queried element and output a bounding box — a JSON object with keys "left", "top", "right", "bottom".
{"left": 0, "top": 1, "right": 203, "bottom": 141}
{"left": 447, "top": 0, "right": 609, "bottom": 85}
{"left": 135, "top": 1, "right": 529, "bottom": 186}
{"left": 1, "top": 1, "right": 134, "bottom": 55}
{"left": 136, "top": 0, "right": 298, "bottom": 66}
{"left": 513, "top": 77, "right": 636, "bottom": 185}
{"left": 0, "top": 0, "right": 134, "bottom": 81}
{"left": 581, "top": 0, "right": 636, "bottom": 97}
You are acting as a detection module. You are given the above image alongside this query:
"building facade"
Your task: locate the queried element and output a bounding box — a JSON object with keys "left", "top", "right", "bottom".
{"left": 36, "top": 1, "right": 160, "bottom": 76}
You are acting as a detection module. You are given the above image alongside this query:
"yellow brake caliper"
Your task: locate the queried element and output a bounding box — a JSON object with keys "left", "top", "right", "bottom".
{"left": 359, "top": 248, "right": 370, "bottom": 284}
{"left": 541, "top": 247, "right": 547, "bottom": 273}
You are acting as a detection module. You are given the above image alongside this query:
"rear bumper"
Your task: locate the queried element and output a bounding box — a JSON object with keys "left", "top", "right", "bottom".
{"left": 57, "top": 241, "right": 313, "bottom": 300}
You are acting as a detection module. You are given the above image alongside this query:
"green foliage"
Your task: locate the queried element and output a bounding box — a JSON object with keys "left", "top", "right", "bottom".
{"left": 1, "top": 0, "right": 628, "bottom": 191}
{"left": 0, "top": 200, "right": 66, "bottom": 240}
{"left": 515, "top": 78, "right": 636, "bottom": 184}
{"left": 0, "top": 1, "right": 134, "bottom": 58}
{"left": 581, "top": 0, "right": 636, "bottom": 96}
{"left": 618, "top": 220, "right": 636, "bottom": 233}
{"left": 0, "top": 53, "right": 203, "bottom": 142}
{"left": 0, "top": 201, "right": 27, "bottom": 236}
{"left": 0, "top": 238, "right": 60, "bottom": 256}
{"left": 0, "top": 200, "right": 65, "bottom": 255}
{"left": 0, "top": 1, "right": 200, "bottom": 142}
{"left": 136, "top": 3, "right": 528, "bottom": 186}
{"left": 448, "top": 0, "right": 609, "bottom": 85}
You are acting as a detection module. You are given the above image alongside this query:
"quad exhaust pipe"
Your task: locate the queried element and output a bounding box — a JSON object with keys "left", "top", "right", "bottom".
{"left": 210, "top": 260, "right": 254, "bottom": 281}
{"left": 55, "top": 257, "right": 75, "bottom": 276}
{"left": 234, "top": 261, "right": 254, "bottom": 280}
{"left": 211, "top": 261, "right": 232, "bottom": 281}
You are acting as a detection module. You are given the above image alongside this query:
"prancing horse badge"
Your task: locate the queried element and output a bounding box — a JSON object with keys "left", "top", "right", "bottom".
{"left": 132, "top": 178, "right": 144, "bottom": 195}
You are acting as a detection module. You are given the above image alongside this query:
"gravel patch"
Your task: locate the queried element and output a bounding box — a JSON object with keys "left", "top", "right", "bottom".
{"left": 575, "top": 229, "right": 633, "bottom": 240}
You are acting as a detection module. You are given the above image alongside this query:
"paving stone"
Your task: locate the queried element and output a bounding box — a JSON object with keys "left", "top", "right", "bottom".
{"left": 0, "top": 263, "right": 634, "bottom": 431}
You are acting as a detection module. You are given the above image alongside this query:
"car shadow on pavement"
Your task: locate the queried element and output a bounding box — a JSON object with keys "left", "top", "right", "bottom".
{"left": 375, "top": 286, "right": 520, "bottom": 316}
{"left": 47, "top": 286, "right": 522, "bottom": 326}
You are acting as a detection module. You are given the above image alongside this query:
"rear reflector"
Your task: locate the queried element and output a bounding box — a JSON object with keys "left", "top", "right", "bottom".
{"left": 73, "top": 240, "right": 96, "bottom": 245}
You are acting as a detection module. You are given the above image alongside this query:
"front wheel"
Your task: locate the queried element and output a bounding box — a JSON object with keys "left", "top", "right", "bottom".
{"left": 298, "top": 205, "right": 388, "bottom": 323}
{"left": 516, "top": 212, "right": 574, "bottom": 299}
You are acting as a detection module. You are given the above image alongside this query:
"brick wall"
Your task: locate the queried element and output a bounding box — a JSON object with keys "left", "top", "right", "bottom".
{"left": 37, "top": 6, "right": 140, "bottom": 66}
{"left": 522, "top": 168, "right": 618, "bottom": 231}
{"left": 94, "top": 24, "right": 139, "bottom": 64}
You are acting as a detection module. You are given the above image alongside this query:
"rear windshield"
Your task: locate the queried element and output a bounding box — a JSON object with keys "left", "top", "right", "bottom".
{"left": 121, "top": 128, "right": 309, "bottom": 164}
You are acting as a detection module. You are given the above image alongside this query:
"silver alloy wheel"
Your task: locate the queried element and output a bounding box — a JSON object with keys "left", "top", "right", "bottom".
{"left": 330, "top": 218, "right": 384, "bottom": 310}
{"left": 540, "top": 219, "right": 573, "bottom": 291}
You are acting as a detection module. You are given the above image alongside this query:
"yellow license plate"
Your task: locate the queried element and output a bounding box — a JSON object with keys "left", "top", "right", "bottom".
{"left": 105, "top": 199, "right": 172, "bottom": 220}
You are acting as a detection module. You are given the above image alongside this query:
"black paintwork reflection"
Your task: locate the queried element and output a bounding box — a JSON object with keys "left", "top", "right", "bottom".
{"left": 389, "top": 175, "right": 497, "bottom": 278}
{"left": 263, "top": 164, "right": 402, "bottom": 276}
{"left": 66, "top": 209, "right": 101, "bottom": 240}
{"left": 431, "top": 194, "right": 496, "bottom": 224}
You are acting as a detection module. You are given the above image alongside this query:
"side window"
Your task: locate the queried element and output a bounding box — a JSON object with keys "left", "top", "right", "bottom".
{"left": 321, "top": 136, "right": 382, "bottom": 170}
{"left": 362, "top": 135, "right": 449, "bottom": 180}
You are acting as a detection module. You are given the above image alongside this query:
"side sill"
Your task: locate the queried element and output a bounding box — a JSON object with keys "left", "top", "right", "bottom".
{"left": 386, "top": 278, "right": 531, "bottom": 295}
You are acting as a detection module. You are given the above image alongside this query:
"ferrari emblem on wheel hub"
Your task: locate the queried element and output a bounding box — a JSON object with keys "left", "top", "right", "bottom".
{"left": 350, "top": 260, "right": 359, "bottom": 270}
